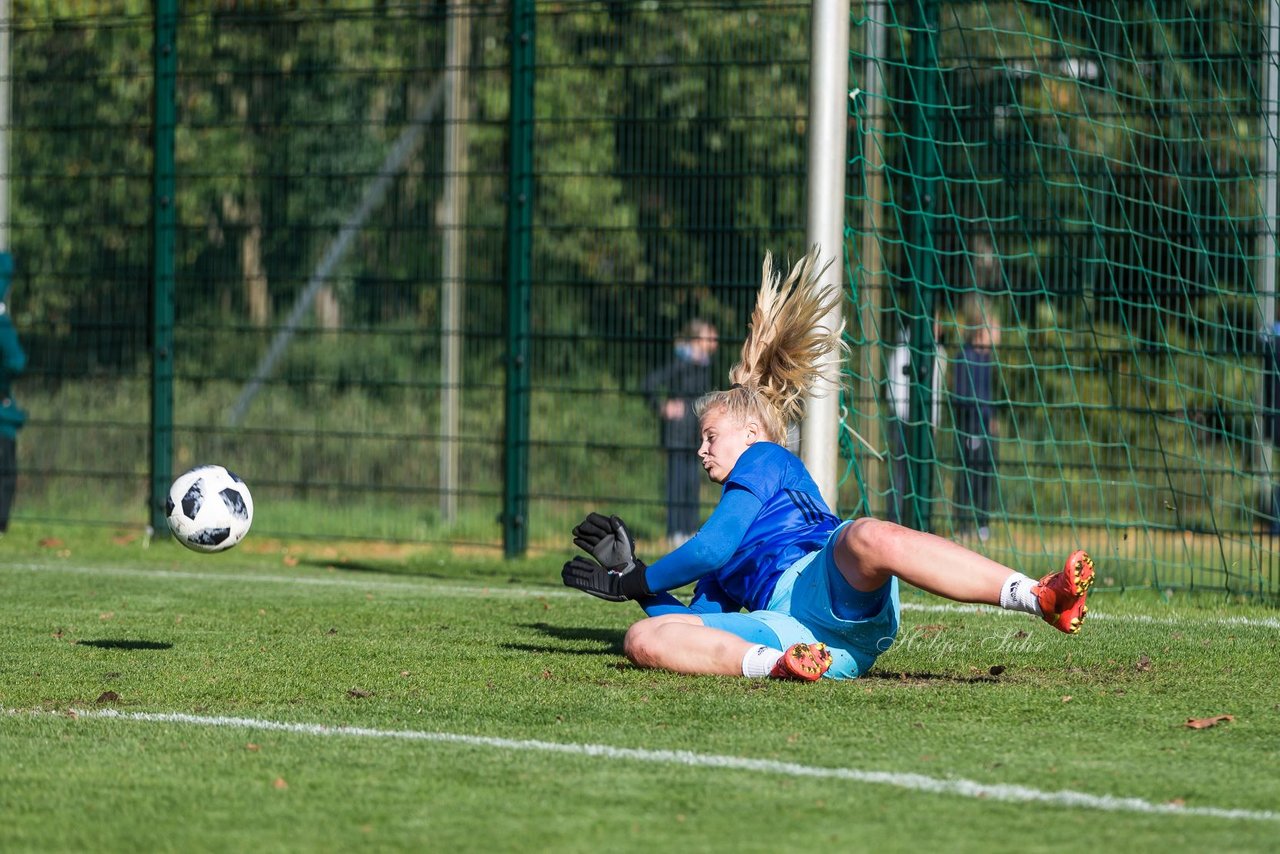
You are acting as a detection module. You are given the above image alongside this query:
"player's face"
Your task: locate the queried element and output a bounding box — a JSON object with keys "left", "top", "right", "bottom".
{"left": 698, "top": 406, "right": 756, "bottom": 484}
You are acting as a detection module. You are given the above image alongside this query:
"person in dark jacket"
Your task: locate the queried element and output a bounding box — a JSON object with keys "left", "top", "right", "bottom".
{"left": 643, "top": 319, "right": 718, "bottom": 546}
{"left": 952, "top": 310, "right": 1000, "bottom": 542}
{"left": 1263, "top": 322, "right": 1280, "bottom": 534}
{"left": 0, "top": 254, "right": 28, "bottom": 534}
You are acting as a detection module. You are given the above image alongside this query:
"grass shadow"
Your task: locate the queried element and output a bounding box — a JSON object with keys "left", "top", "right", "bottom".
{"left": 504, "top": 622, "right": 626, "bottom": 656}
{"left": 76, "top": 639, "right": 173, "bottom": 651}
{"left": 862, "top": 669, "right": 1001, "bottom": 684}
{"left": 298, "top": 558, "right": 451, "bottom": 579}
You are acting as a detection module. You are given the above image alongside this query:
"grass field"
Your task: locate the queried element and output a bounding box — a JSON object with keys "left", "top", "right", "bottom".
{"left": 2, "top": 523, "right": 1278, "bottom": 852}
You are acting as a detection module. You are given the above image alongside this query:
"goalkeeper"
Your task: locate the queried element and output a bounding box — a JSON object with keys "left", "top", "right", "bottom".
{"left": 562, "top": 250, "right": 1094, "bottom": 681}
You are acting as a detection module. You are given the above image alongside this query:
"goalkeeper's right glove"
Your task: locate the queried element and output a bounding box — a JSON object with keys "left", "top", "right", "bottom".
{"left": 561, "top": 555, "right": 652, "bottom": 602}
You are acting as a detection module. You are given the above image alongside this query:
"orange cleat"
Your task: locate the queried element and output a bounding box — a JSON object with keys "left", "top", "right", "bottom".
{"left": 1035, "top": 550, "right": 1095, "bottom": 634}
{"left": 769, "top": 642, "right": 832, "bottom": 681}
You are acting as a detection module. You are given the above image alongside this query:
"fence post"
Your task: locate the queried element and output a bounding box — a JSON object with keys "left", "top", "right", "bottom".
{"left": 151, "top": 0, "right": 178, "bottom": 534}
{"left": 503, "top": 0, "right": 535, "bottom": 557}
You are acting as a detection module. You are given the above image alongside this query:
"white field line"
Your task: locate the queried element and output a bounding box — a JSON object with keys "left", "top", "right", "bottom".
{"left": 6, "top": 707, "right": 1274, "bottom": 823}
{"left": 6, "top": 560, "right": 1279, "bottom": 630}
{"left": 900, "top": 601, "right": 1280, "bottom": 631}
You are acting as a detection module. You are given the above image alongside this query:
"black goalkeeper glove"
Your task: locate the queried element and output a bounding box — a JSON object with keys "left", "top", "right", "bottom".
{"left": 571, "top": 512, "right": 643, "bottom": 575}
{"left": 561, "top": 555, "right": 652, "bottom": 602}
{"left": 563, "top": 512, "right": 651, "bottom": 602}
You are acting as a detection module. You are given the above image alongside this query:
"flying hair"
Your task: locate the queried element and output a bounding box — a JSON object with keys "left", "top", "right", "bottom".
{"left": 695, "top": 248, "right": 846, "bottom": 443}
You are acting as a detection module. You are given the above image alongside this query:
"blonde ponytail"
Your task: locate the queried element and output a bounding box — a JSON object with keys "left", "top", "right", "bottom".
{"left": 695, "top": 248, "right": 846, "bottom": 443}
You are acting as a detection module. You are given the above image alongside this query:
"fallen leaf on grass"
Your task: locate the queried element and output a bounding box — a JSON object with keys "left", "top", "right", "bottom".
{"left": 1185, "top": 714, "right": 1233, "bottom": 730}
{"left": 39, "top": 538, "right": 64, "bottom": 549}
{"left": 1136, "top": 655, "right": 1152, "bottom": 672}
{"left": 346, "top": 688, "right": 373, "bottom": 699}
{"left": 245, "top": 743, "right": 261, "bottom": 752}
{"left": 273, "top": 777, "right": 288, "bottom": 790}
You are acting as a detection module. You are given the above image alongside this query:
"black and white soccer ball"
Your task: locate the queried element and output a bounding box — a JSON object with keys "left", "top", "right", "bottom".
{"left": 165, "top": 465, "right": 254, "bottom": 553}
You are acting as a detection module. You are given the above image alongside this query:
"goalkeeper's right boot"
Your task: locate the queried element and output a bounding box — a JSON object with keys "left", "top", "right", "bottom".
{"left": 769, "top": 642, "right": 832, "bottom": 681}
{"left": 1035, "top": 550, "right": 1095, "bottom": 634}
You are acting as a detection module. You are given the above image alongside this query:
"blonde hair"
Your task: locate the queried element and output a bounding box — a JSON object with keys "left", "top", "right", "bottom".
{"left": 695, "top": 248, "right": 846, "bottom": 443}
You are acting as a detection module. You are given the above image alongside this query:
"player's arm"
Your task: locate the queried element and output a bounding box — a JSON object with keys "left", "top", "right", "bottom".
{"left": 562, "top": 487, "right": 761, "bottom": 602}
{"left": 638, "top": 576, "right": 738, "bottom": 617}
{"left": 643, "top": 485, "right": 760, "bottom": 591}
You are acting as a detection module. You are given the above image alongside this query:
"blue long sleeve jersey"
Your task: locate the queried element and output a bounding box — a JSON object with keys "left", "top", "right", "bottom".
{"left": 639, "top": 442, "right": 841, "bottom": 617}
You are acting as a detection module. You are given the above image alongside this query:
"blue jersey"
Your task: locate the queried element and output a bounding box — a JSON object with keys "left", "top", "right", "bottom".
{"left": 699, "top": 442, "right": 840, "bottom": 610}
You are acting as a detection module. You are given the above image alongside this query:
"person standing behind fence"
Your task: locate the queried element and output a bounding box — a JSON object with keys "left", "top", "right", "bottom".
{"left": 0, "top": 257, "right": 28, "bottom": 534}
{"left": 885, "top": 320, "right": 945, "bottom": 525}
{"left": 1262, "top": 322, "right": 1280, "bottom": 535}
{"left": 643, "top": 320, "right": 718, "bottom": 547}
{"left": 952, "top": 306, "right": 1000, "bottom": 542}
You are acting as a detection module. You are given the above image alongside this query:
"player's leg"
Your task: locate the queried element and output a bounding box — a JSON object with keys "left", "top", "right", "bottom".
{"left": 622, "top": 614, "right": 829, "bottom": 680}
{"left": 623, "top": 614, "right": 757, "bottom": 676}
{"left": 831, "top": 518, "right": 1093, "bottom": 632}
{"left": 833, "top": 518, "right": 1008, "bottom": 599}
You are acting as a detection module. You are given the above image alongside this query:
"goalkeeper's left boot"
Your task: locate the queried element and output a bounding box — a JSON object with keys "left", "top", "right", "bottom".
{"left": 1035, "top": 550, "right": 1095, "bottom": 634}
{"left": 769, "top": 642, "right": 832, "bottom": 681}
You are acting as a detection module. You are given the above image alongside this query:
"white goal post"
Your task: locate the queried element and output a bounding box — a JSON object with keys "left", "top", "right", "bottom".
{"left": 801, "top": 0, "right": 851, "bottom": 510}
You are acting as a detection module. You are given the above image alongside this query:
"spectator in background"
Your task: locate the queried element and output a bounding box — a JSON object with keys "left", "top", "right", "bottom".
{"left": 952, "top": 306, "right": 1001, "bottom": 542}
{"left": 1263, "top": 322, "right": 1280, "bottom": 535}
{"left": 0, "top": 259, "right": 28, "bottom": 534}
{"left": 643, "top": 319, "right": 718, "bottom": 547}
{"left": 884, "top": 319, "right": 945, "bottom": 525}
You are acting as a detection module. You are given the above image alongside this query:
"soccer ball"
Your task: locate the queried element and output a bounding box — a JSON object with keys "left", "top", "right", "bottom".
{"left": 165, "top": 465, "right": 254, "bottom": 553}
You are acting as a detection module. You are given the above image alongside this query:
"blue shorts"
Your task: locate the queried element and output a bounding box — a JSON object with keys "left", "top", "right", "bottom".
{"left": 699, "top": 521, "right": 900, "bottom": 679}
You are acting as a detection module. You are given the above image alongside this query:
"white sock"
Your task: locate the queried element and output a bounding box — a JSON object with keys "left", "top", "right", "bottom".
{"left": 741, "top": 644, "right": 785, "bottom": 677}
{"left": 999, "top": 572, "right": 1043, "bottom": 616}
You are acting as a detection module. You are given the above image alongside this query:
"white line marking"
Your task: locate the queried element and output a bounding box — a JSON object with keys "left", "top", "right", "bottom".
{"left": 6, "top": 560, "right": 1279, "bottom": 630}
{"left": 900, "top": 602, "right": 1280, "bottom": 631}
{"left": 9, "top": 708, "right": 1274, "bottom": 823}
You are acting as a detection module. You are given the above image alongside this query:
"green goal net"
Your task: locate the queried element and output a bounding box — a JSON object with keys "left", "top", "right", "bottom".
{"left": 844, "top": 0, "right": 1279, "bottom": 596}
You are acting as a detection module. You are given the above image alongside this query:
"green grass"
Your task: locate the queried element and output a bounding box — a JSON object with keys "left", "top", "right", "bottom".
{"left": 2, "top": 522, "right": 1279, "bottom": 852}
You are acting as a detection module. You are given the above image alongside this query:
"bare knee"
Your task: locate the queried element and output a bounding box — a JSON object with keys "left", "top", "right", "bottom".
{"left": 842, "top": 517, "right": 904, "bottom": 563}
{"left": 622, "top": 616, "right": 675, "bottom": 669}
{"left": 623, "top": 614, "right": 708, "bottom": 669}
{"left": 837, "top": 517, "right": 909, "bottom": 586}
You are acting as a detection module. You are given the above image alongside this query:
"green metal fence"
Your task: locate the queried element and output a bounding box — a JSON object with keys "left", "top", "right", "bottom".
{"left": 8, "top": 0, "right": 814, "bottom": 554}
{"left": 5, "top": 1, "right": 1279, "bottom": 595}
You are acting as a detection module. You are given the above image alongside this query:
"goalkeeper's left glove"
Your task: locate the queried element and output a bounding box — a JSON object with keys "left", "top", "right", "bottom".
{"left": 562, "top": 555, "right": 652, "bottom": 602}
{"left": 571, "top": 512, "right": 642, "bottom": 576}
